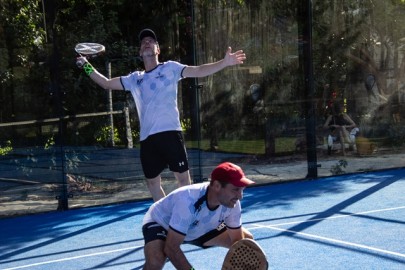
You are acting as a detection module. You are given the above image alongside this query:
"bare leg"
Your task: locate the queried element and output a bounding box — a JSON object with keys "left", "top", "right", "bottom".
{"left": 327, "top": 135, "right": 333, "bottom": 155}
{"left": 143, "top": 240, "right": 167, "bottom": 270}
{"left": 174, "top": 170, "right": 192, "bottom": 187}
{"left": 146, "top": 175, "right": 166, "bottom": 201}
{"left": 342, "top": 128, "right": 355, "bottom": 150}
{"left": 242, "top": 227, "right": 254, "bottom": 239}
{"left": 341, "top": 128, "right": 351, "bottom": 143}
{"left": 340, "top": 127, "right": 354, "bottom": 155}
{"left": 337, "top": 129, "right": 346, "bottom": 155}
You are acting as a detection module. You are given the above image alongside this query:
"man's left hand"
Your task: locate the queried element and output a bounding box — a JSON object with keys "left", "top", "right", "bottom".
{"left": 224, "top": 47, "right": 246, "bottom": 66}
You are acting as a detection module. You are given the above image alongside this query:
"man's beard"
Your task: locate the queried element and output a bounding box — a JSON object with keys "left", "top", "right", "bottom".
{"left": 142, "top": 49, "right": 157, "bottom": 58}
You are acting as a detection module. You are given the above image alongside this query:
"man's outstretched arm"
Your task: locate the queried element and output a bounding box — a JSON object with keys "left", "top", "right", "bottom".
{"left": 183, "top": 47, "right": 246, "bottom": 78}
{"left": 76, "top": 57, "right": 124, "bottom": 90}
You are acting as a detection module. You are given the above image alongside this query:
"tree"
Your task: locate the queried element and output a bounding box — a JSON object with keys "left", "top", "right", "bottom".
{"left": 0, "top": 0, "right": 46, "bottom": 123}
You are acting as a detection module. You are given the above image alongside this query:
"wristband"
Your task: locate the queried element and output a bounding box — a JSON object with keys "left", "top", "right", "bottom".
{"left": 83, "top": 62, "right": 95, "bottom": 76}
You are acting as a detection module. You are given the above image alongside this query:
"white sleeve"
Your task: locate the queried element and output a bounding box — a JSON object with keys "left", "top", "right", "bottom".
{"left": 168, "top": 191, "right": 195, "bottom": 235}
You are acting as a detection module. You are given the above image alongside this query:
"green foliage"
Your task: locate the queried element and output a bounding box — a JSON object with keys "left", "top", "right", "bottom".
{"left": 0, "top": 0, "right": 45, "bottom": 48}
{"left": 95, "top": 126, "right": 121, "bottom": 146}
{"left": 1, "top": 0, "right": 404, "bottom": 153}
{"left": 0, "top": 0, "right": 49, "bottom": 124}
{"left": 384, "top": 125, "right": 405, "bottom": 147}
{"left": 330, "top": 159, "right": 348, "bottom": 175}
{"left": 187, "top": 137, "right": 296, "bottom": 155}
{"left": 0, "top": 140, "right": 13, "bottom": 155}
{"left": 181, "top": 118, "right": 191, "bottom": 133}
{"left": 44, "top": 136, "right": 55, "bottom": 150}
{"left": 131, "top": 129, "right": 140, "bottom": 142}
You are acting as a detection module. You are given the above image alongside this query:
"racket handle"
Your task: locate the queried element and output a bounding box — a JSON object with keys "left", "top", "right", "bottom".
{"left": 76, "top": 56, "right": 87, "bottom": 68}
{"left": 76, "top": 57, "right": 94, "bottom": 76}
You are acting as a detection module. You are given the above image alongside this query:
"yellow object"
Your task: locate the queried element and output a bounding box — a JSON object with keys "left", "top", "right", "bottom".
{"left": 356, "top": 137, "right": 376, "bottom": 155}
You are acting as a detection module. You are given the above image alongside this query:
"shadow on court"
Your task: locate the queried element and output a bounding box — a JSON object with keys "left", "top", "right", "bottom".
{"left": 241, "top": 170, "right": 405, "bottom": 266}
{"left": 0, "top": 168, "right": 404, "bottom": 269}
{"left": 0, "top": 202, "right": 150, "bottom": 264}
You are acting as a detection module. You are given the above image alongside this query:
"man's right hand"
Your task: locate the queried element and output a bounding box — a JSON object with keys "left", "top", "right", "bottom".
{"left": 76, "top": 56, "right": 88, "bottom": 69}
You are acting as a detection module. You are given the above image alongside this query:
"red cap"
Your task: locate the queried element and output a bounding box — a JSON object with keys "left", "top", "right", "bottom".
{"left": 211, "top": 162, "right": 255, "bottom": 187}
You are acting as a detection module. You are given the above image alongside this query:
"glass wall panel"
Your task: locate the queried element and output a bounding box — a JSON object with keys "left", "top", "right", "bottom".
{"left": 1, "top": 0, "right": 404, "bottom": 217}
{"left": 191, "top": 0, "right": 405, "bottom": 184}
{"left": 312, "top": 0, "right": 405, "bottom": 175}
{"left": 0, "top": 0, "right": 150, "bottom": 217}
{"left": 191, "top": 0, "right": 309, "bottom": 184}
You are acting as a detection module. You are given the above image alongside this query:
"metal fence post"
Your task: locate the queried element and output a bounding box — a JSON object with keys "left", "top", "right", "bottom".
{"left": 124, "top": 107, "right": 133, "bottom": 148}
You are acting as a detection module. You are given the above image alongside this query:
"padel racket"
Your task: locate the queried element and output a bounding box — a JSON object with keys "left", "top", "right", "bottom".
{"left": 75, "top": 42, "right": 105, "bottom": 58}
{"left": 222, "top": 239, "right": 268, "bottom": 270}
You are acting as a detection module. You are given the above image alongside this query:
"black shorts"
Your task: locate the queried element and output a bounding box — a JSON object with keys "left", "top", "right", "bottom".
{"left": 140, "top": 131, "right": 189, "bottom": 179}
{"left": 142, "top": 222, "right": 227, "bottom": 249}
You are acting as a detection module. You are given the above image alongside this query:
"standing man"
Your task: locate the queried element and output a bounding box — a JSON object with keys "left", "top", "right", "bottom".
{"left": 76, "top": 29, "right": 246, "bottom": 201}
{"left": 142, "top": 162, "right": 255, "bottom": 270}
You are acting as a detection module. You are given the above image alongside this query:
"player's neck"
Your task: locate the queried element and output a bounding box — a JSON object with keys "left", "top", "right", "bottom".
{"left": 143, "top": 56, "right": 159, "bottom": 72}
{"left": 206, "top": 187, "right": 220, "bottom": 209}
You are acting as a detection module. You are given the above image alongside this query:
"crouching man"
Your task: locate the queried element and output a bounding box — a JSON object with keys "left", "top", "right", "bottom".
{"left": 142, "top": 162, "right": 255, "bottom": 270}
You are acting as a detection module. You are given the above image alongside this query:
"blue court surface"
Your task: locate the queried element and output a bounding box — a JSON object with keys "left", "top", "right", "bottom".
{"left": 0, "top": 169, "right": 404, "bottom": 270}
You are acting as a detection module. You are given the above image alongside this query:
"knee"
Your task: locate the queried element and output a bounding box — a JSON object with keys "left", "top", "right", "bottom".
{"left": 144, "top": 256, "right": 166, "bottom": 270}
{"left": 242, "top": 228, "right": 254, "bottom": 239}
{"left": 175, "top": 171, "right": 191, "bottom": 186}
{"left": 146, "top": 177, "right": 161, "bottom": 188}
{"left": 144, "top": 247, "right": 166, "bottom": 270}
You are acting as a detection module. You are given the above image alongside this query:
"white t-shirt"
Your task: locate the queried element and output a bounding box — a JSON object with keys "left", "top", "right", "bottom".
{"left": 142, "top": 183, "right": 242, "bottom": 242}
{"left": 120, "top": 61, "right": 187, "bottom": 141}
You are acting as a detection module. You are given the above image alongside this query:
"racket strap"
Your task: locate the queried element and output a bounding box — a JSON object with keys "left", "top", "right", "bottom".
{"left": 83, "top": 62, "right": 95, "bottom": 76}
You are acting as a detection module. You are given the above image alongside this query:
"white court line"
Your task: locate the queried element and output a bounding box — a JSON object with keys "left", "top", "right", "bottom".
{"left": 264, "top": 206, "right": 405, "bottom": 227}
{"left": 2, "top": 245, "right": 143, "bottom": 270}
{"left": 252, "top": 224, "right": 405, "bottom": 259}
{"left": 4, "top": 207, "right": 404, "bottom": 269}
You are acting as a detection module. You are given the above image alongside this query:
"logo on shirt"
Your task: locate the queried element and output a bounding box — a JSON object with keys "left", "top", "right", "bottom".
{"left": 136, "top": 78, "right": 143, "bottom": 85}
{"left": 192, "top": 220, "right": 199, "bottom": 226}
{"left": 216, "top": 222, "right": 226, "bottom": 231}
{"left": 157, "top": 230, "right": 167, "bottom": 238}
{"left": 155, "top": 72, "right": 164, "bottom": 79}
